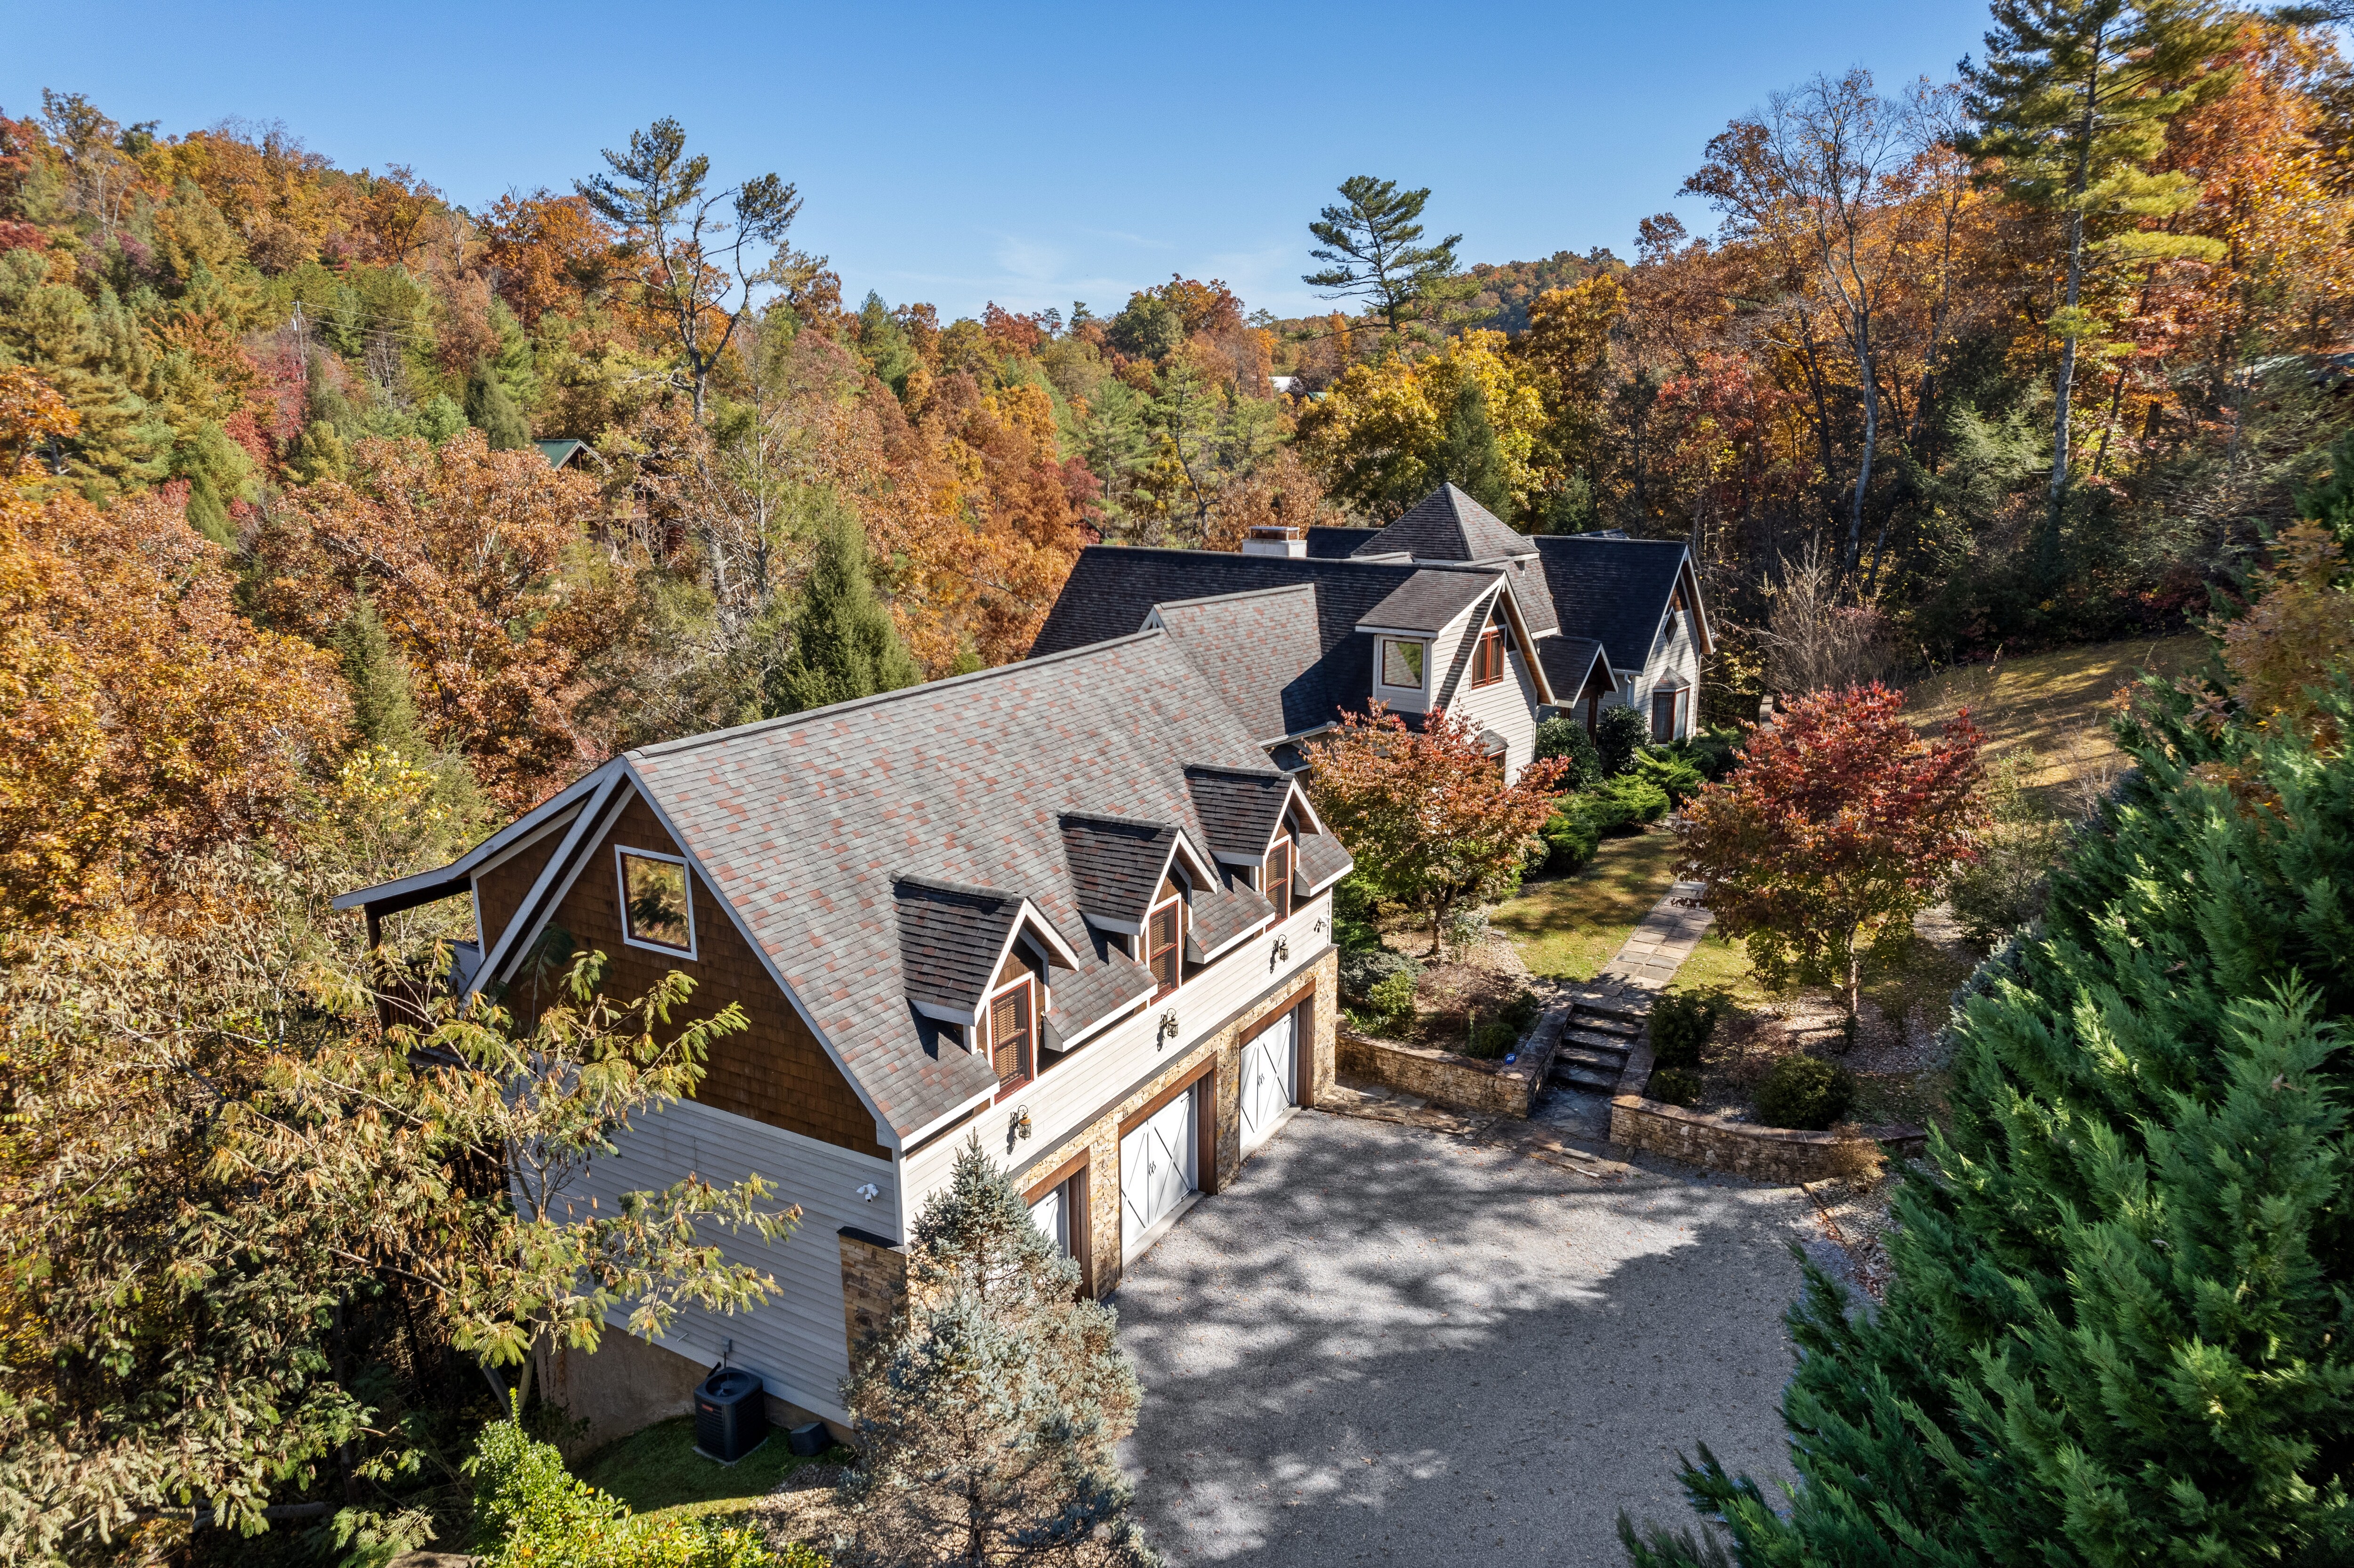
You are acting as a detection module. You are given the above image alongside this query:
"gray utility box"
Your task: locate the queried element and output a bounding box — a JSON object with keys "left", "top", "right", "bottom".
{"left": 693, "top": 1368, "right": 767, "bottom": 1463}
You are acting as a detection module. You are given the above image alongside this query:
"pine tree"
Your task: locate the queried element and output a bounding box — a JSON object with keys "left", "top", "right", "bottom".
{"left": 1625, "top": 672, "right": 2354, "bottom": 1565}
{"left": 1959, "top": 0, "right": 2233, "bottom": 576}
{"left": 1433, "top": 379, "right": 1510, "bottom": 516}
{"left": 835, "top": 1139, "right": 1154, "bottom": 1568}
{"left": 464, "top": 360, "right": 531, "bottom": 451}
{"left": 765, "top": 510, "right": 922, "bottom": 716}
{"left": 335, "top": 596, "right": 424, "bottom": 751}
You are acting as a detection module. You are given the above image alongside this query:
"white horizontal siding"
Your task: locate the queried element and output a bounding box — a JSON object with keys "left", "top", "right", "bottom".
{"left": 1446, "top": 645, "right": 1540, "bottom": 781}
{"left": 578, "top": 1100, "right": 895, "bottom": 1425}
{"left": 900, "top": 890, "right": 1333, "bottom": 1213}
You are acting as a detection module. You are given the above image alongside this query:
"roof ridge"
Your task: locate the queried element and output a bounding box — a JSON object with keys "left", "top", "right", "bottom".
{"left": 1152, "top": 581, "right": 1320, "bottom": 612}
{"left": 1076, "top": 542, "right": 1431, "bottom": 573}
{"left": 891, "top": 872, "right": 1021, "bottom": 905}
{"left": 631, "top": 627, "right": 1170, "bottom": 760}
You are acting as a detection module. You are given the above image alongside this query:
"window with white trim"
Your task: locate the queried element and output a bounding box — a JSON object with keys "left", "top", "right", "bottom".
{"left": 616, "top": 847, "right": 695, "bottom": 957}
{"left": 1379, "top": 638, "right": 1425, "bottom": 689}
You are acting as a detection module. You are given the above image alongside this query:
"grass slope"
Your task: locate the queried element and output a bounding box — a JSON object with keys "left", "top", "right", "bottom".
{"left": 1492, "top": 829, "right": 1683, "bottom": 980}
{"left": 1902, "top": 633, "right": 2205, "bottom": 814}
{"left": 576, "top": 1415, "right": 831, "bottom": 1526}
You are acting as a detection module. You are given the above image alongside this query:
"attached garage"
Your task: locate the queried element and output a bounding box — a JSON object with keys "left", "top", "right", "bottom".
{"left": 1121, "top": 1088, "right": 1198, "bottom": 1262}
{"left": 1239, "top": 1003, "right": 1304, "bottom": 1153}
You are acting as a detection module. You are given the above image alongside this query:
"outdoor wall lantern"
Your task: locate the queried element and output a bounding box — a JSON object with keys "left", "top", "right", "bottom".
{"left": 1269, "top": 933, "right": 1291, "bottom": 970}
{"left": 1156, "top": 1010, "right": 1180, "bottom": 1049}
{"left": 854, "top": 1182, "right": 879, "bottom": 1203}
{"left": 1009, "top": 1105, "right": 1033, "bottom": 1144}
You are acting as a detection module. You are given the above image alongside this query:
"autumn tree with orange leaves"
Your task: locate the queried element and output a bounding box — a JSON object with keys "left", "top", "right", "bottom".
{"left": 1679, "top": 684, "right": 1985, "bottom": 1024}
{"left": 1307, "top": 706, "right": 1570, "bottom": 955}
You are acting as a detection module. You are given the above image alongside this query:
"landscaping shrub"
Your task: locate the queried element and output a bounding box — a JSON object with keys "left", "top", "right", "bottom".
{"left": 1647, "top": 989, "right": 1726, "bottom": 1070}
{"left": 1753, "top": 1055, "right": 1856, "bottom": 1131}
{"left": 1596, "top": 704, "right": 1650, "bottom": 777}
{"left": 1339, "top": 948, "right": 1421, "bottom": 1005}
{"left": 1367, "top": 970, "right": 1416, "bottom": 1022}
{"left": 1647, "top": 1067, "right": 1703, "bottom": 1106}
{"left": 1330, "top": 871, "right": 1384, "bottom": 953}
{"left": 1668, "top": 727, "right": 1743, "bottom": 782}
{"left": 1534, "top": 715, "right": 1602, "bottom": 791}
{"left": 1440, "top": 904, "right": 1492, "bottom": 957}
{"left": 1587, "top": 774, "right": 1670, "bottom": 831}
{"left": 1945, "top": 747, "right": 2064, "bottom": 950}
{"left": 1634, "top": 748, "right": 1706, "bottom": 806}
{"left": 1541, "top": 803, "right": 1602, "bottom": 871}
{"left": 470, "top": 1416, "right": 790, "bottom": 1568}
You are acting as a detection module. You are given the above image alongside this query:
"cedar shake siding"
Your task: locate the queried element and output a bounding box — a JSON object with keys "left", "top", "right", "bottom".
{"left": 473, "top": 822, "right": 568, "bottom": 950}
{"left": 514, "top": 789, "right": 886, "bottom": 1160}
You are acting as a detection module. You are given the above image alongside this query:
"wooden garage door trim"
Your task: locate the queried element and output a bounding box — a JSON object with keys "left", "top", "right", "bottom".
{"left": 1238, "top": 979, "right": 1317, "bottom": 1047}
{"left": 1024, "top": 1150, "right": 1094, "bottom": 1299}
{"left": 1120, "top": 1054, "right": 1217, "bottom": 1137}
{"left": 1241, "top": 980, "right": 1317, "bottom": 1112}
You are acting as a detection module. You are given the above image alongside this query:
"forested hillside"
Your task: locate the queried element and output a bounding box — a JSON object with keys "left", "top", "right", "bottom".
{"left": 7, "top": 0, "right": 2354, "bottom": 1553}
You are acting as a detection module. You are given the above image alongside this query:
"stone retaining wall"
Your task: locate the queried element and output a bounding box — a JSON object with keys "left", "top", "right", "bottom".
{"left": 1338, "top": 1004, "right": 1568, "bottom": 1119}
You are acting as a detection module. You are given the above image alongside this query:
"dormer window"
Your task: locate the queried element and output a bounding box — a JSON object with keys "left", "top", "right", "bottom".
{"left": 1380, "top": 639, "right": 1424, "bottom": 690}
{"left": 1472, "top": 626, "right": 1505, "bottom": 687}
{"left": 1264, "top": 836, "right": 1294, "bottom": 921}
{"left": 1147, "top": 884, "right": 1185, "bottom": 998}
{"left": 988, "top": 975, "right": 1035, "bottom": 1094}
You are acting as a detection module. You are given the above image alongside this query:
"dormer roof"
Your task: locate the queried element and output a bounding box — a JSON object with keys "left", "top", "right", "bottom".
{"left": 893, "top": 875, "right": 1078, "bottom": 1022}
{"left": 1183, "top": 763, "right": 1304, "bottom": 864}
{"left": 1059, "top": 813, "right": 1184, "bottom": 930}
{"left": 1356, "top": 569, "right": 1499, "bottom": 636}
{"left": 1349, "top": 483, "right": 1538, "bottom": 564}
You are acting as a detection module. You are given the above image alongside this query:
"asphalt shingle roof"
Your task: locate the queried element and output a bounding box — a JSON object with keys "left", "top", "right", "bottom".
{"left": 1536, "top": 635, "right": 1614, "bottom": 705}
{"left": 1533, "top": 536, "right": 1693, "bottom": 672}
{"left": 1060, "top": 813, "right": 1180, "bottom": 928}
{"left": 1030, "top": 547, "right": 1509, "bottom": 741}
{"left": 625, "top": 631, "right": 1350, "bottom": 1141}
{"left": 1295, "top": 831, "right": 1352, "bottom": 893}
{"left": 1189, "top": 872, "right": 1278, "bottom": 958}
{"left": 1360, "top": 570, "right": 1499, "bottom": 635}
{"left": 1305, "top": 526, "right": 1379, "bottom": 558}
{"left": 1350, "top": 483, "right": 1538, "bottom": 563}
{"left": 1148, "top": 585, "right": 1324, "bottom": 743}
{"left": 893, "top": 877, "right": 1022, "bottom": 1016}
{"left": 1183, "top": 764, "right": 1296, "bottom": 862}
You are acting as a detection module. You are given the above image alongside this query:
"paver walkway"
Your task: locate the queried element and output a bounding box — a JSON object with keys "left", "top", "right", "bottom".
{"left": 1597, "top": 879, "right": 1713, "bottom": 991}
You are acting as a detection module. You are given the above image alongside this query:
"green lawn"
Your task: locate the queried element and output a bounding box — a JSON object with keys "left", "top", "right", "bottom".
{"left": 1903, "top": 634, "right": 2205, "bottom": 814}
{"left": 575, "top": 1415, "right": 839, "bottom": 1526}
{"left": 1493, "top": 829, "right": 1684, "bottom": 980}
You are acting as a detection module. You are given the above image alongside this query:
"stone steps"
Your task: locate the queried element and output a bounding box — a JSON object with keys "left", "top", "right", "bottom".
{"left": 1547, "top": 998, "right": 1649, "bottom": 1096}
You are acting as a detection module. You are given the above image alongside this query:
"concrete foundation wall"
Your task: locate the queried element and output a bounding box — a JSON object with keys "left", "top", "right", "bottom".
{"left": 538, "top": 1328, "right": 852, "bottom": 1456}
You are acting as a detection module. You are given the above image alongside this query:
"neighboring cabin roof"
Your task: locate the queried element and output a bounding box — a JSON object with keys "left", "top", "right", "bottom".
{"left": 1349, "top": 483, "right": 1538, "bottom": 563}
{"left": 612, "top": 630, "right": 1341, "bottom": 1143}
{"left": 1359, "top": 569, "right": 1498, "bottom": 635}
{"left": 1534, "top": 535, "right": 1702, "bottom": 672}
{"left": 535, "top": 438, "right": 590, "bottom": 470}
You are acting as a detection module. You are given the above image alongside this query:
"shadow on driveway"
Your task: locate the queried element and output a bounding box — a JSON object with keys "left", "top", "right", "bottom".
{"left": 1113, "top": 1109, "right": 1810, "bottom": 1566}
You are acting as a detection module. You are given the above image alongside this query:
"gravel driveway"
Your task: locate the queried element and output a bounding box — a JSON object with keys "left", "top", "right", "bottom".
{"left": 1113, "top": 1108, "right": 1817, "bottom": 1566}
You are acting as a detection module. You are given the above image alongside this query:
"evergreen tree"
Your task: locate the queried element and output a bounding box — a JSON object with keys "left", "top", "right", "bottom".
{"left": 1303, "top": 175, "right": 1467, "bottom": 346}
{"left": 1433, "top": 379, "right": 1510, "bottom": 516}
{"left": 1959, "top": 0, "right": 2233, "bottom": 574}
{"left": 334, "top": 595, "right": 424, "bottom": 751}
{"left": 1625, "top": 671, "right": 2354, "bottom": 1565}
{"left": 835, "top": 1139, "right": 1154, "bottom": 1568}
{"left": 464, "top": 359, "right": 531, "bottom": 451}
{"left": 765, "top": 510, "right": 922, "bottom": 716}
{"left": 174, "top": 419, "right": 252, "bottom": 547}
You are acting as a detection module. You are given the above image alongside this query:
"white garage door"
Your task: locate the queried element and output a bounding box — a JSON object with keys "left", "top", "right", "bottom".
{"left": 1120, "top": 1088, "right": 1197, "bottom": 1261}
{"left": 1028, "top": 1181, "right": 1068, "bottom": 1257}
{"left": 1240, "top": 1007, "right": 1299, "bottom": 1152}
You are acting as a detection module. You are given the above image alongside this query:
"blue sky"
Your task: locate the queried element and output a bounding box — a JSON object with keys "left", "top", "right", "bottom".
{"left": 8, "top": 0, "right": 1992, "bottom": 321}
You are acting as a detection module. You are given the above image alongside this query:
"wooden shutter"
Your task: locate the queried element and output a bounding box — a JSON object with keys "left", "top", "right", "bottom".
{"left": 1148, "top": 901, "right": 1181, "bottom": 995}
{"left": 990, "top": 981, "right": 1032, "bottom": 1089}
{"left": 1265, "top": 839, "right": 1294, "bottom": 920}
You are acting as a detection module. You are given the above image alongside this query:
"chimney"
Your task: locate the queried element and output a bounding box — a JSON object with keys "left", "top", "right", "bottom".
{"left": 1241, "top": 525, "right": 1306, "bottom": 558}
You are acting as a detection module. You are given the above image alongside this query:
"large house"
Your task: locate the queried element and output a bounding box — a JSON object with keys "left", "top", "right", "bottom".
{"left": 1030, "top": 483, "right": 1715, "bottom": 781}
{"left": 338, "top": 631, "right": 1353, "bottom": 1439}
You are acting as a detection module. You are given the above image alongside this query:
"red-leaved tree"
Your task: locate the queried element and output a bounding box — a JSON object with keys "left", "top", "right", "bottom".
{"left": 1679, "top": 683, "right": 1984, "bottom": 1024}
{"left": 1307, "top": 705, "right": 1570, "bottom": 955}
